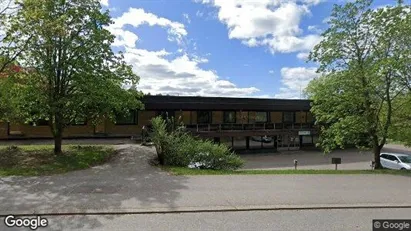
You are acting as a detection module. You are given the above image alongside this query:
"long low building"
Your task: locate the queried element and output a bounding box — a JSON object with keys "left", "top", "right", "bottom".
{"left": 0, "top": 95, "right": 318, "bottom": 151}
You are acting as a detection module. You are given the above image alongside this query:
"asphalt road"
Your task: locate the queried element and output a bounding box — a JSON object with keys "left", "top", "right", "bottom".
{"left": 2, "top": 208, "right": 410, "bottom": 231}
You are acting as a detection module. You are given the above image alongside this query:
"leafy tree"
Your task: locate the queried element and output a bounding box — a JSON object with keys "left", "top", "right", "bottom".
{"left": 307, "top": 0, "right": 411, "bottom": 169}
{"left": 2, "top": 0, "right": 143, "bottom": 154}
{"left": 0, "top": 0, "right": 30, "bottom": 73}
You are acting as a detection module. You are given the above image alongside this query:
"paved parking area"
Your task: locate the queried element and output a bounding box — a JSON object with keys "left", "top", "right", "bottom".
{"left": 241, "top": 144, "right": 411, "bottom": 170}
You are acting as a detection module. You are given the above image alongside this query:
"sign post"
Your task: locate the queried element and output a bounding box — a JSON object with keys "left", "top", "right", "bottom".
{"left": 331, "top": 157, "right": 341, "bottom": 170}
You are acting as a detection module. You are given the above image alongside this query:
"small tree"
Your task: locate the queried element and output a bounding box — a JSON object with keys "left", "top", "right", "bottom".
{"left": 307, "top": 0, "right": 411, "bottom": 168}
{"left": 2, "top": 0, "right": 143, "bottom": 154}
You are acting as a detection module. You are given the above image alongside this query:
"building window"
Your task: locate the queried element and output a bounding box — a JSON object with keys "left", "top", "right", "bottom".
{"left": 197, "top": 111, "right": 211, "bottom": 124}
{"left": 283, "top": 112, "right": 295, "bottom": 123}
{"left": 255, "top": 112, "right": 268, "bottom": 123}
{"left": 115, "top": 111, "right": 137, "bottom": 125}
{"left": 223, "top": 111, "right": 236, "bottom": 123}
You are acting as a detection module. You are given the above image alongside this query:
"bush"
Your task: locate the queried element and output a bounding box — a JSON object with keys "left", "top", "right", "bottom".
{"left": 150, "top": 116, "right": 244, "bottom": 170}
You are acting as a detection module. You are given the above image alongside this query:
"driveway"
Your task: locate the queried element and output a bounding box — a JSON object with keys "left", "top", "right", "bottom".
{"left": 0, "top": 144, "right": 410, "bottom": 219}
{"left": 241, "top": 144, "right": 411, "bottom": 170}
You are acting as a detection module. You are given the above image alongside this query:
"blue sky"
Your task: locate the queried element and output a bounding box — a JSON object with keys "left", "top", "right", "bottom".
{"left": 101, "top": 0, "right": 392, "bottom": 99}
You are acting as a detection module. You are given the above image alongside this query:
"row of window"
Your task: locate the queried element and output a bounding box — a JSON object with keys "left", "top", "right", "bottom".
{"left": 198, "top": 111, "right": 296, "bottom": 124}
{"left": 29, "top": 111, "right": 303, "bottom": 126}
{"left": 29, "top": 112, "right": 137, "bottom": 127}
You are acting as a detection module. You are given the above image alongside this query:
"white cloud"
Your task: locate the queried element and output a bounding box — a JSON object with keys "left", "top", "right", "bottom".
{"left": 275, "top": 67, "right": 319, "bottom": 99}
{"left": 183, "top": 13, "right": 191, "bottom": 24}
{"left": 108, "top": 7, "right": 262, "bottom": 98}
{"left": 296, "top": 52, "right": 309, "bottom": 61}
{"left": 195, "top": 10, "right": 204, "bottom": 17}
{"left": 307, "top": 25, "right": 322, "bottom": 34}
{"left": 196, "top": 0, "right": 323, "bottom": 54}
{"left": 111, "top": 29, "right": 139, "bottom": 47}
{"left": 100, "top": 0, "right": 109, "bottom": 7}
{"left": 268, "top": 70, "right": 274, "bottom": 74}
{"left": 124, "top": 48, "right": 260, "bottom": 97}
{"left": 108, "top": 8, "right": 187, "bottom": 46}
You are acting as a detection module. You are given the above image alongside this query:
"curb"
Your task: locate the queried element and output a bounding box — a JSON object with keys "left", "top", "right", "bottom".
{"left": 2, "top": 204, "right": 411, "bottom": 217}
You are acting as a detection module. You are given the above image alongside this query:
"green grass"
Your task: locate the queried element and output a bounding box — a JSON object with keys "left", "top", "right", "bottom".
{"left": 0, "top": 145, "right": 116, "bottom": 176}
{"left": 166, "top": 167, "right": 411, "bottom": 176}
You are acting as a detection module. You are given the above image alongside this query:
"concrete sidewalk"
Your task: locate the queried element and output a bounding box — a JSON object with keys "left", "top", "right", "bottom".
{"left": 0, "top": 145, "right": 410, "bottom": 216}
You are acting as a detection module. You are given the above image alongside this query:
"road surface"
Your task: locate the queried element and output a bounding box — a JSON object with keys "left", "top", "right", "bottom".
{"left": 2, "top": 208, "right": 410, "bottom": 231}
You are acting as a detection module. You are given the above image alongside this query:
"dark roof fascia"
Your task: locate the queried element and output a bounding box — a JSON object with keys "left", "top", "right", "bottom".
{"left": 141, "top": 95, "right": 312, "bottom": 111}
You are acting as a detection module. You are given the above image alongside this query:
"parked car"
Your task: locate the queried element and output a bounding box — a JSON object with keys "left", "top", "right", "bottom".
{"left": 380, "top": 153, "right": 411, "bottom": 170}
{"left": 251, "top": 135, "right": 273, "bottom": 143}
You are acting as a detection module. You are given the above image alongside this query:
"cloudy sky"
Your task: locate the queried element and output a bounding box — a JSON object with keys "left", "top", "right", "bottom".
{"left": 101, "top": 0, "right": 393, "bottom": 99}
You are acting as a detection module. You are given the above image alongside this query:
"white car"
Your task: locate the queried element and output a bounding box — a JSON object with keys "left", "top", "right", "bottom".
{"left": 380, "top": 153, "right": 411, "bottom": 170}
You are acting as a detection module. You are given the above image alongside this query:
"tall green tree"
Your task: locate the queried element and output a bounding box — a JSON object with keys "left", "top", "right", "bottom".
{"left": 2, "top": 0, "right": 143, "bottom": 154}
{"left": 307, "top": 0, "right": 411, "bottom": 169}
{"left": 0, "top": 0, "right": 29, "bottom": 73}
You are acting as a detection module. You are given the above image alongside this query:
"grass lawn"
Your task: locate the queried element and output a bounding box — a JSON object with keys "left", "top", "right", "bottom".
{"left": 0, "top": 145, "right": 116, "bottom": 176}
{"left": 166, "top": 167, "right": 411, "bottom": 176}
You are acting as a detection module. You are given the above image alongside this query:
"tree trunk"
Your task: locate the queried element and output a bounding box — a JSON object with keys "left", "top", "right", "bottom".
{"left": 373, "top": 143, "right": 383, "bottom": 169}
{"left": 51, "top": 115, "right": 64, "bottom": 155}
{"left": 54, "top": 132, "right": 63, "bottom": 155}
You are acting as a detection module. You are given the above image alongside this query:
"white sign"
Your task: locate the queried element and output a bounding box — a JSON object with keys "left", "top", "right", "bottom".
{"left": 298, "top": 131, "right": 311, "bottom": 136}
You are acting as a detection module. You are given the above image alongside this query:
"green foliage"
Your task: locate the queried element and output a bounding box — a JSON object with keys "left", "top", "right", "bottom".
{"left": 1, "top": 0, "right": 144, "bottom": 153}
{"left": 150, "top": 116, "right": 244, "bottom": 170}
{"left": 307, "top": 0, "right": 411, "bottom": 168}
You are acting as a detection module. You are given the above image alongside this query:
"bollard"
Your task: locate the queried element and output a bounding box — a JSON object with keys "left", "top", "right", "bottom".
{"left": 370, "top": 161, "right": 375, "bottom": 170}
{"left": 294, "top": 159, "right": 298, "bottom": 170}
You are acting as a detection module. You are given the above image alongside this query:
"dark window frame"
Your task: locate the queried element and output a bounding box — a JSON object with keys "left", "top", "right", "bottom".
{"left": 283, "top": 111, "right": 295, "bottom": 123}
{"left": 197, "top": 111, "right": 212, "bottom": 124}
{"left": 255, "top": 111, "right": 268, "bottom": 123}
{"left": 115, "top": 110, "right": 138, "bottom": 125}
{"left": 223, "top": 111, "right": 236, "bottom": 124}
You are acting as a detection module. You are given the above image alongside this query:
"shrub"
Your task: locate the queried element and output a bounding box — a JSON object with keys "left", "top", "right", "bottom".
{"left": 149, "top": 116, "right": 244, "bottom": 170}
{"left": 187, "top": 139, "right": 243, "bottom": 170}
{"left": 150, "top": 116, "right": 171, "bottom": 165}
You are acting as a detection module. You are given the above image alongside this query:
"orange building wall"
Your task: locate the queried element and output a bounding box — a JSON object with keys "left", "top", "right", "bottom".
{"left": 0, "top": 122, "right": 8, "bottom": 138}
{"left": 182, "top": 111, "right": 192, "bottom": 125}
{"left": 212, "top": 111, "right": 223, "bottom": 124}
{"left": 296, "top": 112, "right": 307, "bottom": 123}
{"left": 270, "top": 112, "right": 282, "bottom": 123}
{"left": 236, "top": 111, "right": 248, "bottom": 124}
